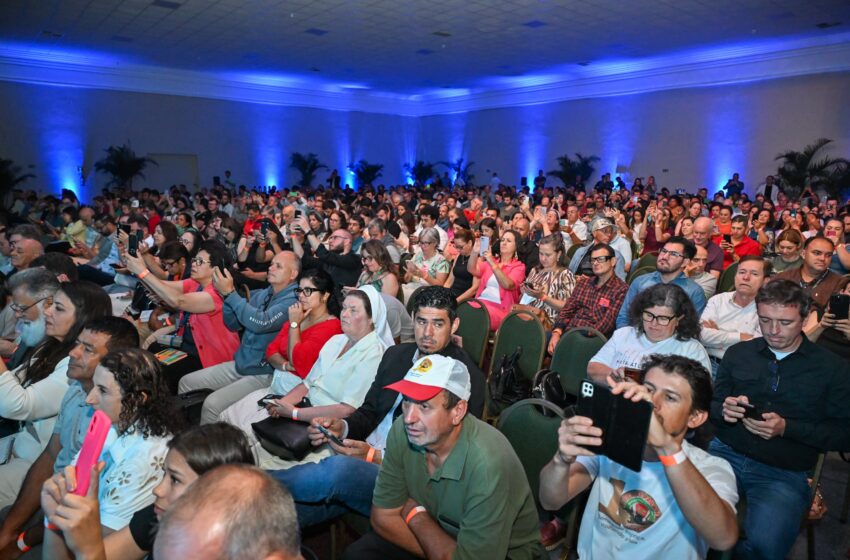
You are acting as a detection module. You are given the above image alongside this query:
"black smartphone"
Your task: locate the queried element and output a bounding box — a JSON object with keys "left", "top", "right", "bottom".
{"left": 722, "top": 234, "right": 732, "bottom": 244}
{"left": 738, "top": 400, "right": 764, "bottom": 420}
{"left": 576, "top": 381, "right": 652, "bottom": 472}
{"left": 829, "top": 293, "right": 850, "bottom": 321}
{"left": 256, "top": 394, "right": 284, "bottom": 407}
{"left": 261, "top": 220, "right": 269, "bottom": 236}
{"left": 294, "top": 210, "right": 302, "bottom": 218}
{"left": 119, "top": 224, "right": 132, "bottom": 235}
{"left": 128, "top": 233, "right": 139, "bottom": 257}
{"left": 108, "top": 263, "right": 122, "bottom": 269}
{"left": 315, "top": 424, "right": 344, "bottom": 446}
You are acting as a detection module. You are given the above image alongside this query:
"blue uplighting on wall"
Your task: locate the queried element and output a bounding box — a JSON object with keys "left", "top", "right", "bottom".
{"left": 517, "top": 105, "right": 552, "bottom": 191}
{"left": 704, "top": 93, "right": 750, "bottom": 196}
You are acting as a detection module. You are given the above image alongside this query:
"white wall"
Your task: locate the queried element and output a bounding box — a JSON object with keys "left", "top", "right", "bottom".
{"left": 421, "top": 72, "right": 850, "bottom": 194}
{"left": 1, "top": 71, "right": 848, "bottom": 201}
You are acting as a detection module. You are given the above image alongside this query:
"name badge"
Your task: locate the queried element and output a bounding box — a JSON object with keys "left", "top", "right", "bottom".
{"left": 599, "top": 297, "right": 610, "bottom": 308}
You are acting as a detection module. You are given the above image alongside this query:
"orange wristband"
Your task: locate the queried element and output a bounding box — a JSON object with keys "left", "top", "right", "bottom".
{"left": 137, "top": 269, "right": 150, "bottom": 280}
{"left": 17, "top": 531, "right": 30, "bottom": 552}
{"left": 658, "top": 449, "right": 687, "bottom": 467}
{"left": 405, "top": 505, "right": 426, "bottom": 525}
{"left": 365, "top": 446, "right": 377, "bottom": 463}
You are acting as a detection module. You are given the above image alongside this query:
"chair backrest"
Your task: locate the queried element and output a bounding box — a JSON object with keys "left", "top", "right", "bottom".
{"left": 627, "top": 266, "right": 655, "bottom": 285}
{"left": 551, "top": 327, "right": 608, "bottom": 397}
{"left": 456, "top": 299, "right": 491, "bottom": 368}
{"left": 717, "top": 262, "right": 738, "bottom": 293}
{"left": 497, "top": 399, "right": 565, "bottom": 500}
{"left": 490, "top": 310, "right": 546, "bottom": 382}
{"left": 566, "top": 243, "right": 583, "bottom": 260}
{"left": 635, "top": 252, "right": 658, "bottom": 270}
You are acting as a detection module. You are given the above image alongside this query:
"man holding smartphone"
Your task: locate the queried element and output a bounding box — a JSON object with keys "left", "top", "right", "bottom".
{"left": 539, "top": 354, "right": 738, "bottom": 559}
{"left": 709, "top": 280, "right": 850, "bottom": 559}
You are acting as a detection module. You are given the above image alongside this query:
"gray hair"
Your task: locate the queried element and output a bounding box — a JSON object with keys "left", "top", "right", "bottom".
{"left": 368, "top": 218, "right": 387, "bottom": 234}
{"left": 419, "top": 227, "right": 440, "bottom": 245}
{"left": 155, "top": 465, "right": 300, "bottom": 560}
{"left": 7, "top": 268, "right": 60, "bottom": 300}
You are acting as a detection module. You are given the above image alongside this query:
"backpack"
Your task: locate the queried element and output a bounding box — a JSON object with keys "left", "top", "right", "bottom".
{"left": 487, "top": 347, "right": 530, "bottom": 414}
{"left": 531, "top": 369, "right": 575, "bottom": 416}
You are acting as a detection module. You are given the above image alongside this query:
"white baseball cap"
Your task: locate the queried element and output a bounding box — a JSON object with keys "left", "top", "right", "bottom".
{"left": 385, "top": 355, "right": 472, "bottom": 402}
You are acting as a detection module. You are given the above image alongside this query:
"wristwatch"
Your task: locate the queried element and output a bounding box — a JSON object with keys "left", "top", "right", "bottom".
{"left": 290, "top": 321, "right": 299, "bottom": 329}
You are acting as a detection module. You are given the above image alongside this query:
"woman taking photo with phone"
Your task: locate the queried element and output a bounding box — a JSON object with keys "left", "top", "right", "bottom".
{"left": 444, "top": 229, "right": 479, "bottom": 303}
{"left": 125, "top": 239, "right": 240, "bottom": 393}
{"left": 516, "top": 233, "right": 575, "bottom": 328}
{"left": 468, "top": 229, "right": 527, "bottom": 330}
{"left": 41, "top": 423, "right": 254, "bottom": 560}
{"left": 401, "top": 227, "right": 449, "bottom": 303}
{"left": 41, "top": 348, "right": 184, "bottom": 559}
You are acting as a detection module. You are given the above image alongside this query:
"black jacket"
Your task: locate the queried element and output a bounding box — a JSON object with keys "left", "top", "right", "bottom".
{"left": 710, "top": 336, "right": 850, "bottom": 471}
{"left": 346, "top": 342, "right": 486, "bottom": 441}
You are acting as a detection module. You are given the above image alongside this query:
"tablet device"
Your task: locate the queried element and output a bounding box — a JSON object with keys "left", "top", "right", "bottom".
{"left": 576, "top": 380, "right": 652, "bottom": 472}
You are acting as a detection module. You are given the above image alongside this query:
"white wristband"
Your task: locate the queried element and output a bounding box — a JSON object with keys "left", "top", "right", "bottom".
{"left": 658, "top": 449, "right": 687, "bottom": 467}
{"left": 291, "top": 408, "right": 299, "bottom": 421}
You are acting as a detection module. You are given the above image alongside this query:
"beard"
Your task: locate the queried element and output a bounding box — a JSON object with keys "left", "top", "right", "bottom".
{"left": 19, "top": 313, "right": 47, "bottom": 347}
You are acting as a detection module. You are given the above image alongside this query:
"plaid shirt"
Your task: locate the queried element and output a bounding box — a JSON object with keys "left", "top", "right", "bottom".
{"left": 552, "top": 274, "right": 628, "bottom": 337}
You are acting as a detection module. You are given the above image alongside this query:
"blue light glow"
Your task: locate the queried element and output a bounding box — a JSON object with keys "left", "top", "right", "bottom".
{"left": 251, "top": 107, "right": 282, "bottom": 188}
{"left": 704, "top": 91, "right": 750, "bottom": 196}
{"left": 517, "top": 105, "right": 551, "bottom": 191}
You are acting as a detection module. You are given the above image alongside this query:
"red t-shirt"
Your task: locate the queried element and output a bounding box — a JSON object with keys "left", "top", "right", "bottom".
{"left": 712, "top": 235, "right": 762, "bottom": 269}
{"left": 264, "top": 318, "right": 342, "bottom": 378}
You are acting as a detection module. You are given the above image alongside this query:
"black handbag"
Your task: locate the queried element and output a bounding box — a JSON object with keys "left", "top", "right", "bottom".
{"left": 487, "top": 347, "right": 529, "bottom": 412}
{"left": 531, "top": 369, "right": 574, "bottom": 416}
{"left": 251, "top": 397, "right": 314, "bottom": 461}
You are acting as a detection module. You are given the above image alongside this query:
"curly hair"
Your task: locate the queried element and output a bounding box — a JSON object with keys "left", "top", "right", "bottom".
{"left": 628, "top": 283, "right": 701, "bottom": 341}
{"left": 100, "top": 348, "right": 183, "bottom": 438}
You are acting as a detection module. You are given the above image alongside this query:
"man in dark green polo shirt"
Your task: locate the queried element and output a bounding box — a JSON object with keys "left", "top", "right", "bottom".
{"left": 343, "top": 355, "right": 545, "bottom": 559}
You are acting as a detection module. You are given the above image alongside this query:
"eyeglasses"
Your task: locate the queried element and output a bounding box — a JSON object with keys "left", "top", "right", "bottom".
{"left": 590, "top": 256, "right": 613, "bottom": 264}
{"left": 191, "top": 257, "right": 210, "bottom": 266}
{"left": 295, "top": 287, "right": 320, "bottom": 297}
{"left": 419, "top": 240, "right": 436, "bottom": 246}
{"left": 767, "top": 359, "right": 780, "bottom": 392}
{"left": 161, "top": 260, "right": 178, "bottom": 267}
{"left": 360, "top": 255, "right": 375, "bottom": 262}
{"left": 659, "top": 247, "right": 685, "bottom": 259}
{"left": 11, "top": 295, "right": 52, "bottom": 315}
{"left": 641, "top": 310, "right": 677, "bottom": 326}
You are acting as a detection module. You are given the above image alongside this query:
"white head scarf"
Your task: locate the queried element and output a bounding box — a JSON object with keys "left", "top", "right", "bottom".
{"left": 356, "top": 285, "right": 395, "bottom": 348}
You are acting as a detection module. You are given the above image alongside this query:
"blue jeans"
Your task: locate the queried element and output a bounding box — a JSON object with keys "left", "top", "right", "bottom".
{"left": 709, "top": 438, "right": 811, "bottom": 560}
{"left": 268, "top": 455, "right": 379, "bottom": 528}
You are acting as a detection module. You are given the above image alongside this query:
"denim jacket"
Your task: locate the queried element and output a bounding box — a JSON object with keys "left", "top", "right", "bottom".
{"left": 223, "top": 283, "right": 297, "bottom": 375}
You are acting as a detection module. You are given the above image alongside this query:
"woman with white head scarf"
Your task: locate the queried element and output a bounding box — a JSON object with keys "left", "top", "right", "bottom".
{"left": 220, "top": 285, "right": 393, "bottom": 468}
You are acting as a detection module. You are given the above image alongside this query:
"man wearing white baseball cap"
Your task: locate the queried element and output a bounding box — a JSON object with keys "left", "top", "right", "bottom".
{"left": 343, "top": 355, "right": 546, "bottom": 559}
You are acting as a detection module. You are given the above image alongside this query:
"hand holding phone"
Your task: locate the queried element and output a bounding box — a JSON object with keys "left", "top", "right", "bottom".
{"left": 738, "top": 400, "right": 764, "bottom": 420}
{"left": 479, "top": 236, "right": 490, "bottom": 256}
{"left": 315, "top": 424, "right": 345, "bottom": 447}
{"left": 74, "top": 410, "right": 112, "bottom": 496}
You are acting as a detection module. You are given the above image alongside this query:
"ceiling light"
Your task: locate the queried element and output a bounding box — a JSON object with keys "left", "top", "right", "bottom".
{"left": 40, "top": 30, "right": 64, "bottom": 39}
{"left": 522, "top": 20, "right": 547, "bottom": 29}
{"left": 815, "top": 21, "right": 842, "bottom": 29}
{"left": 433, "top": 31, "right": 451, "bottom": 37}
{"left": 305, "top": 28, "right": 329, "bottom": 36}
{"left": 151, "top": 0, "right": 181, "bottom": 9}
{"left": 310, "top": 66, "right": 321, "bottom": 72}
{"left": 416, "top": 49, "right": 434, "bottom": 55}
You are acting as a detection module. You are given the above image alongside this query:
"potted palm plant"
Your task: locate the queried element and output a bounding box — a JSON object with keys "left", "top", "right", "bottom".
{"left": 548, "top": 152, "right": 599, "bottom": 187}
{"left": 438, "top": 158, "right": 475, "bottom": 185}
{"left": 775, "top": 138, "right": 849, "bottom": 200}
{"left": 94, "top": 144, "right": 157, "bottom": 189}
{"left": 404, "top": 160, "right": 435, "bottom": 186}
{"left": 348, "top": 160, "right": 384, "bottom": 189}
{"left": 0, "top": 157, "right": 35, "bottom": 208}
{"left": 289, "top": 152, "right": 327, "bottom": 187}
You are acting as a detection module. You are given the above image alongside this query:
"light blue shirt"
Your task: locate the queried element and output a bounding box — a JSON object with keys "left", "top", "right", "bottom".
{"left": 569, "top": 245, "right": 627, "bottom": 281}
{"left": 615, "top": 271, "right": 707, "bottom": 329}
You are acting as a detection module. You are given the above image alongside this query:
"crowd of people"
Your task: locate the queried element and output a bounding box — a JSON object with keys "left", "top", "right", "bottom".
{"left": 0, "top": 170, "right": 848, "bottom": 559}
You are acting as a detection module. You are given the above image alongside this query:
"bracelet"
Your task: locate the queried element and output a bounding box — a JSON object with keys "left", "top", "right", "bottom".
{"left": 365, "top": 446, "right": 377, "bottom": 463}
{"left": 291, "top": 408, "right": 299, "bottom": 421}
{"left": 137, "top": 269, "right": 150, "bottom": 280}
{"left": 405, "top": 505, "right": 426, "bottom": 525}
{"left": 17, "top": 531, "right": 30, "bottom": 553}
{"left": 658, "top": 449, "right": 688, "bottom": 467}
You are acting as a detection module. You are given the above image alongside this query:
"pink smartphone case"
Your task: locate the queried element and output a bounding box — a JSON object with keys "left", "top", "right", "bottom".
{"left": 74, "top": 410, "right": 112, "bottom": 496}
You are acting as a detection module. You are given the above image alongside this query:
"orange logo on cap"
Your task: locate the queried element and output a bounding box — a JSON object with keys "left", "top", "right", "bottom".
{"left": 414, "top": 358, "right": 432, "bottom": 373}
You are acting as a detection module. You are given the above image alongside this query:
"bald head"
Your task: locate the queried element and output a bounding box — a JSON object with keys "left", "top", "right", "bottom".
{"left": 154, "top": 465, "right": 300, "bottom": 560}
{"left": 693, "top": 217, "right": 714, "bottom": 247}
{"left": 267, "top": 250, "right": 300, "bottom": 288}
